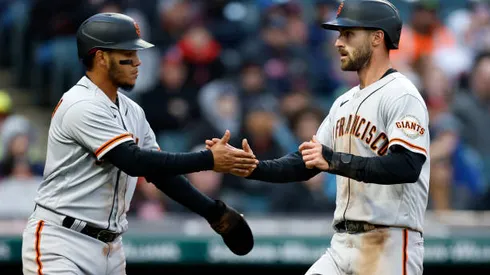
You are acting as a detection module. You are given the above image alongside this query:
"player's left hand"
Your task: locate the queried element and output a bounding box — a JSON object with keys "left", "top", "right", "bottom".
{"left": 299, "top": 135, "right": 330, "bottom": 170}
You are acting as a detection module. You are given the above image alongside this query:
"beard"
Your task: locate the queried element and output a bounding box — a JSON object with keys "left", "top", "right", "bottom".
{"left": 108, "top": 58, "right": 135, "bottom": 91}
{"left": 340, "top": 42, "right": 373, "bottom": 71}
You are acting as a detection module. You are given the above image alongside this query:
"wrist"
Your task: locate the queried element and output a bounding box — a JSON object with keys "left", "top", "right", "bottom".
{"left": 206, "top": 200, "right": 226, "bottom": 223}
{"left": 321, "top": 145, "right": 334, "bottom": 170}
{"left": 202, "top": 149, "right": 215, "bottom": 170}
{"left": 321, "top": 145, "right": 351, "bottom": 172}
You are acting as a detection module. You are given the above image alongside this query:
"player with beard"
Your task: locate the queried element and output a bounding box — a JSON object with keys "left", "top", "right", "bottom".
{"left": 206, "top": 1, "right": 430, "bottom": 274}
{"left": 21, "top": 13, "right": 257, "bottom": 275}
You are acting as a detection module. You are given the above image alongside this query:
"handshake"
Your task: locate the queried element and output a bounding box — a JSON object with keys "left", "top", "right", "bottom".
{"left": 205, "top": 130, "right": 331, "bottom": 177}
{"left": 204, "top": 130, "right": 258, "bottom": 177}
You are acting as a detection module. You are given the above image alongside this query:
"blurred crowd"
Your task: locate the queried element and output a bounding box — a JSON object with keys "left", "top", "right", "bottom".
{"left": 0, "top": 0, "right": 490, "bottom": 220}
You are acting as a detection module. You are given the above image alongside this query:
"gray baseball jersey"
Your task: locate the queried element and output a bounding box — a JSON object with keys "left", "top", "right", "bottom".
{"left": 316, "top": 72, "right": 430, "bottom": 233}
{"left": 34, "top": 76, "right": 159, "bottom": 233}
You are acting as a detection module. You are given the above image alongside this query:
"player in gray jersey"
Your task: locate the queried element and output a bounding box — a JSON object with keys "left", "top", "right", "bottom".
{"left": 22, "top": 13, "right": 256, "bottom": 275}
{"left": 206, "top": 1, "right": 429, "bottom": 274}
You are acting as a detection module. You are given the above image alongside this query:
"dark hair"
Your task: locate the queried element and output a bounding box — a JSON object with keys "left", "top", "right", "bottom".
{"left": 289, "top": 106, "right": 326, "bottom": 132}
{"left": 82, "top": 55, "right": 95, "bottom": 70}
{"left": 81, "top": 48, "right": 113, "bottom": 71}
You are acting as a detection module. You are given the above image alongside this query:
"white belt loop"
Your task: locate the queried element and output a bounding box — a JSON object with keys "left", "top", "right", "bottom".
{"left": 75, "top": 220, "right": 87, "bottom": 232}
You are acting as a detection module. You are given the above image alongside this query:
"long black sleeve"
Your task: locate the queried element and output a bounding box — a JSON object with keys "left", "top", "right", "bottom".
{"left": 103, "top": 141, "right": 214, "bottom": 177}
{"left": 247, "top": 151, "right": 321, "bottom": 183}
{"left": 322, "top": 145, "right": 426, "bottom": 184}
{"left": 146, "top": 174, "right": 223, "bottom": 223}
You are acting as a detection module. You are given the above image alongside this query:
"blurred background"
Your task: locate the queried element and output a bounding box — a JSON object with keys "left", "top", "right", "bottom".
{"left": 0, "top": 0, "right": 490, "bottom": 274}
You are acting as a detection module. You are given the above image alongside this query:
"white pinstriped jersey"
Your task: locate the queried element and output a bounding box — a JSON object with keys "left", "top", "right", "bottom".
{"left": 316, "top": 72, "right": 430, "bottom": 233}
{"left": 35, "top": 76, "right": 159, "bottom": 233}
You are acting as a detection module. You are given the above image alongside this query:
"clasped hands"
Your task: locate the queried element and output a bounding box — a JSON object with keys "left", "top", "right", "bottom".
{"left": 206, "top": 131, "right": 330, "bottom": 177}
{"left": 207, "top": 130, "right": 258, "bottom": 176}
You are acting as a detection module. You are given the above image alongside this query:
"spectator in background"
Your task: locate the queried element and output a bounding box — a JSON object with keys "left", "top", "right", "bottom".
{"left": 237, "top": 59, "right": 279, "bottom": 115}
{"left": 139, "top": 47, "right": 200, "bottom": 136}
{"left": 153, "top": 0, "right": 196, "bottom": 49}
{"left": 391, "top": 0, "right": 456, "bottom": 77}
{"left": 269, "top": 173, "right": 333, "bottom": 214}
{"left": 201, "top": 0, "right": 248, "bottom": 50}
{"left": 307, "top": 0, "right": 342, "bottom": 98}
{"left": 178, "top": 24, "right": 225, "bottom": 87}
{"left": 422, "top": 63, "right": 485, "bottom": 211}
{"left": 190, "top": 79, "right": 242, "bottom": 150}
{"left": 0, "top": 112, "right": 43, "bottom": 218}
{"left": 0, "top": 156, "right": 42, "bottom": 219}
{"left": 221, "top": 108, "right": 284, "bottom": 214}
{"left": 27, "top": 0, "right": 98, "bottom": 106}
{"left": 269, "top": 106, "right": 336, "bottom": 214}
{"left": 241, "top": 13, "right": 309, "bottom": 97}
{"left": 289, "top": 107, "right": 326, "bottom": 145}
{"left": 242, "top": 108, "right": 282, "bottom": 161}
{"left": 0, "top": 91, "right": 44, "bottom": 177}
{"left": 280, "top": 89, "right": 312, "bottom": 123}
{"left": 424, "top": 64, "right": 457, "bottom": 211}
{"left": 0, "top": 115, "right": 43, "bottom": 178}
{"left": 459, "top": 0, "right": 490, "bottom": 54}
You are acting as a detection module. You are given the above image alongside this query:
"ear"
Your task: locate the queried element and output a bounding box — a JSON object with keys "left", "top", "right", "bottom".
{"left": 372, "top": 30, "right": 385, "bottom": 47}
{"left": 95, "top": 50, "right": 109, "bottom": 67}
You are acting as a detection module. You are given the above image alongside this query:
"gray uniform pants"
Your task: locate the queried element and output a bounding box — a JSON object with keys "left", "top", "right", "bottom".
{"left": 305, "top": 227, "right": 424, "bottom": 275}
{"left": 22, "top": 206, "right": 126, "bottom": 275}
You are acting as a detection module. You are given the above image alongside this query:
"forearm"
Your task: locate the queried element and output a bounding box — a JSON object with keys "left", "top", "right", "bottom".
{"left": 104, "top": 141, "right": 214, "bottom": 177}
{"left": 247, "top": 151, "right": 321, "bottom": 183}
{"left": 146, "top": 174, "right": 222, "bottom": 222}
{"left": 322, "top": 145, "right": 426, "bottom": 184}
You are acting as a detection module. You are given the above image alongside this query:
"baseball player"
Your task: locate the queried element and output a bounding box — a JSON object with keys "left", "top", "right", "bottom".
{"left": 207, "top": 1, "right": 429, "bottom": 274}
{"left": 22, "top": 13, "right": 256, "bottom": 275}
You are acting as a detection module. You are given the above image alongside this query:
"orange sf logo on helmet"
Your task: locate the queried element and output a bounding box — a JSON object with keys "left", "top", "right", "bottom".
{"left": 133, "top": 21, "right": 141, "bottom": 38}
{"left": 336, "top": 1, "right": 344, "bottom": 17}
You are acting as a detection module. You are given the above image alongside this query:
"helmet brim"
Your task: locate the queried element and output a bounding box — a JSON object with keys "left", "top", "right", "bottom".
{"left": 321, "top": 18, "right": 375, "bottom": 31}
{"left": 106, "top": 38, "right": 154, "bottom": 50}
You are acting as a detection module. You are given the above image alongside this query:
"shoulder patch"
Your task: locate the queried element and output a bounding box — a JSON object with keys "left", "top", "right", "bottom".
{"left": 395, "top": 115, "right": 425, "bottom": 139}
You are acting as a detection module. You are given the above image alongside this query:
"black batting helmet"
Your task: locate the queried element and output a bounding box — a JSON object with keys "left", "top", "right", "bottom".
{"left": 321, "top": 0, "right": 402, "bottom": 49}
{"left": 76, "top": 13, "right": 154, "bottom": 61}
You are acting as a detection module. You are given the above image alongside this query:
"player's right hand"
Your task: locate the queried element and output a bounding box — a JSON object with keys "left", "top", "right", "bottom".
{"left": 206, "top": 135, "right": 257, "bottom": 177}
{"left": 209, "top": 130, "right": 258, "bottom": 174}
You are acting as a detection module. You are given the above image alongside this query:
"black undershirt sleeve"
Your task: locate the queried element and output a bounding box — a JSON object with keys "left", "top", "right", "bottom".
{"left": 103, "top": 140, "right": 214, "bottom": 177}
{"left": 145, "top": 174, "right": 223, "bottom": 223}
{"left": 246, "top": 151, "right": 321, "bottom": 182}
{"left": 246, "top": 146, "right": 425, "bottom": 185}
{"left": 322, "top": 145, "right": 426, "bottom": 184}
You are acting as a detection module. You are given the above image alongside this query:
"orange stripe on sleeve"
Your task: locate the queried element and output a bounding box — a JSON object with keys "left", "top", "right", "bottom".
{"left": 94, "top": 133, "right": 132, "bottom": 157}
{"left": 402, "top": 229, "right": 408, "bottom": 275}
{"left": 389, "top": 138, "right": 427, "bottom": 155}
{"left": 51, "top": 99, "right": 63, "bottom": 118}
{"left": 35, "top": 220, "right": 45, "bottom": 275}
